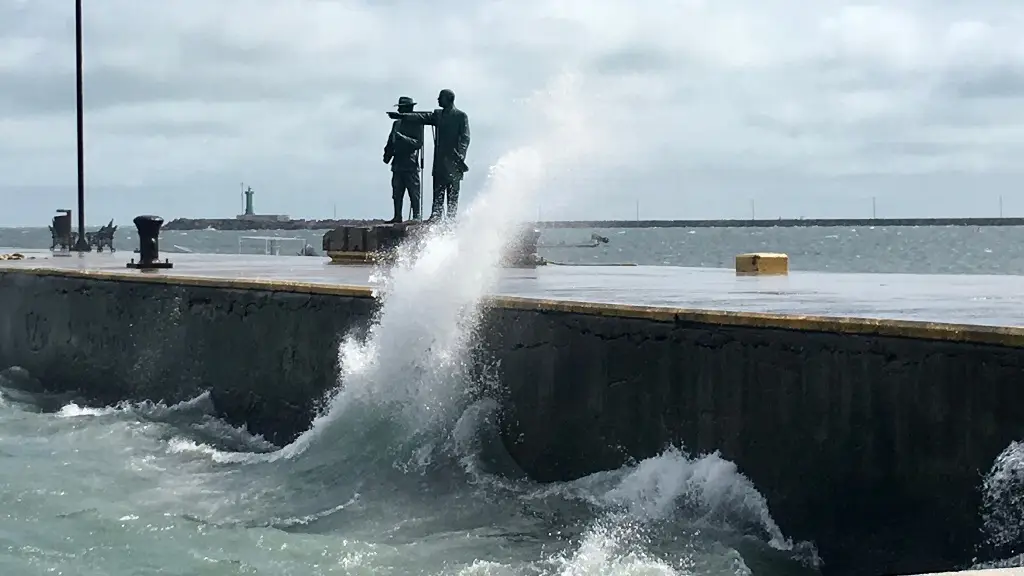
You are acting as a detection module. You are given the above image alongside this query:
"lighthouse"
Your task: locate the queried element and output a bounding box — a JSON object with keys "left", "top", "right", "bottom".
{"left": 243, "top": 186, "right": 255, "bottom": 216}
{"left": 235, "top": 184, "right": 291, "bottom": 222}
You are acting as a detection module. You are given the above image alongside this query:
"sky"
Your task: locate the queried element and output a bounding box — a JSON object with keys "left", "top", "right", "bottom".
{"left": 3, "top": 0, "right": 1024, "bottom": 226}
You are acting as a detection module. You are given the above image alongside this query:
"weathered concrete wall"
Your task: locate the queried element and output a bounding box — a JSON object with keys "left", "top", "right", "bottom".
{"left": 0, "top": 271, "right": 376, "bottom": 444}
{"left": 1, "top": 268, "right": 1023, "bottom": 576}
{"left": 476, "top": 302, "right": 1024, "bottom": 576}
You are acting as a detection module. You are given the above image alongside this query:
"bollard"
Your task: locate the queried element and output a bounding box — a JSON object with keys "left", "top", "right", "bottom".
{"left": 51, "top": 209, "right": 73, "bottom": 253}
{"left": 126, "top": 215, "right": 173, "bottom": 269}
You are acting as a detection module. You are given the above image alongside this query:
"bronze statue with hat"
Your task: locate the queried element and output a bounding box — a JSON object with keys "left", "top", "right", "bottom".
{"left": 387, "top": 89, "right": 470, "bottom": 222}
{"left": 383, "top": 95, "right": 425, "bottom": 222}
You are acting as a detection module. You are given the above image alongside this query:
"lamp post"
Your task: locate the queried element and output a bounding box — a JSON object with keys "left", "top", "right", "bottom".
{"left": 72, "top": 0, "right": 90, "bottom": 252}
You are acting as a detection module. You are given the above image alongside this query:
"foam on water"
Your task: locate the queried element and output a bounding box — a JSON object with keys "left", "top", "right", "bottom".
{"left": 978, "top": 441, "right": 1024, "bottom": 567}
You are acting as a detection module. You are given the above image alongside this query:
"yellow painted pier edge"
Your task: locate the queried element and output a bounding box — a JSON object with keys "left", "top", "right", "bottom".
{"left": 7, "top": 265, "right": 1024, "bottom": 348}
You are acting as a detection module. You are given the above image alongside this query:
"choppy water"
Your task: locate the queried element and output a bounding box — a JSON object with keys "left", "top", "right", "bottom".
{"left": 0, "top": 376, "right": 823, "bottom": 576}
{"left": 5, "top": 224, "right": 1024, "bottom": 276}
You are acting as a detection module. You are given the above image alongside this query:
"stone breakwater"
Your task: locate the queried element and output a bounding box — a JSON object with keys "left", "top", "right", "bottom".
{"left": 161, "top": 216, "right": 1024, "bottom": 231}
{"left": 0, "top": 265, "right": 1022, "bottom": 576}
{"left": 162, "top": 217, "right": 386, "bottom": 231}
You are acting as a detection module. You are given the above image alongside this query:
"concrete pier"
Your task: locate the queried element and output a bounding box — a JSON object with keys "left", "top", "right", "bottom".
{"left": 1, "top": 252, "right": 1023, "bottom": 576}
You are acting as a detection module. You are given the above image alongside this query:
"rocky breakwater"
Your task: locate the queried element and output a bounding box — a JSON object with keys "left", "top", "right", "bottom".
{"left": 162, "top": 218, "right": 390, "bottom": 231}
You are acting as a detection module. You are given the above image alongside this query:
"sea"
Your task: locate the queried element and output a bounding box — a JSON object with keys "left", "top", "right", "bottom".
{"left": 4, "top": 100, "right": 1024, "bottom": 576}
{"left": 5, "top": 223, "right": 1024, "bottom": 275}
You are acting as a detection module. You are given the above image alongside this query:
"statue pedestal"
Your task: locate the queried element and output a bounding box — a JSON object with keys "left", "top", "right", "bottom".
{"left": 322, "top": 222, "right": 545, "bottom": 268}
{"left": 322, "top": 222, "right": 426, "bottom": 265}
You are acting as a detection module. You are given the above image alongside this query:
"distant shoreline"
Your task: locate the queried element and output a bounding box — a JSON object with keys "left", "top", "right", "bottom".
{"left": 161, "top": 216, "right": 1024, "bottom": 231}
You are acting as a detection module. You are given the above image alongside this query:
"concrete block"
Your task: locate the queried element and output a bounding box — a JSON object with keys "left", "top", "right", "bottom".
{"left": 364, "top": 227, "right": 380, "bottom": 252}
{"left": 321, "top": 228, "right": 345, "bottom": 252}
{"left": 347, "top": 227, "right": 368, "bottom": 252}
{"left": 376, "top": 222, "right": 423, "bottom": 253}
{"left": 735, "top": 252, "right": 788, "bottom": 276}
{"left": 376, "top": 225, "right": 401, "bottom": 253}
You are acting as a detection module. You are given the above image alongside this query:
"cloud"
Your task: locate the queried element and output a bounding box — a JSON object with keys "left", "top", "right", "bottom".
{"left": 3, "top": 0, "right": 1024, "bottom": 225}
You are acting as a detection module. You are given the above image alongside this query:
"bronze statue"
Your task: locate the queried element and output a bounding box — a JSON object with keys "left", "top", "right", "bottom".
{"left": 387, "top": 88, "right": 470, "bottom": 221}
{"left": 383, "top": 96, "right": 425, "bottom": 223}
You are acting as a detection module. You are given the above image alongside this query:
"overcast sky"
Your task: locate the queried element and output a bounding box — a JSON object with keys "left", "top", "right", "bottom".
{"left": 3, "top": 0, "right": 1024, "bottom": 226}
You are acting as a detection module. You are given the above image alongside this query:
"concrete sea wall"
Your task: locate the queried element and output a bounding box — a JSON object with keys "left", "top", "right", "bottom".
{"left": 0, "top": 270, "right": 377, "bottom": 444}
{"left": 1, "top": 268, "right": 1022, "bottom": 576}
{"left": 477, "top": 302, "right": 1024, "bottom": 574}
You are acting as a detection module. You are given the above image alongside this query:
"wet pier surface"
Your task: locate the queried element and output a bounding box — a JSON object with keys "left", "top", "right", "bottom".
{"left": 2, "top": 251, "right": 1023, "bottom": 327}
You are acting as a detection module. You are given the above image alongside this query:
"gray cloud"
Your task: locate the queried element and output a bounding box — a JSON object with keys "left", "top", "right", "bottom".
{"left": 590, "top": 46, "right": 678, "bottom": 75}
{"left": 939, "top": 62, "right": 1024, "bottom": 99}
{"left": 3, "top": 0, "right": 1024, "bottom": 226}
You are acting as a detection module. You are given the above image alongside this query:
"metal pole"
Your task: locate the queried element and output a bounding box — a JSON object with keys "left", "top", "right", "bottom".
{"left": 1000, "top": 195, "right": 1003, "bottom": 218}
{"left": 72, "top": 0, "right": 89, "bottom": 251}
{"left": 872, "top": 197, "right": 876, "bottom": 219}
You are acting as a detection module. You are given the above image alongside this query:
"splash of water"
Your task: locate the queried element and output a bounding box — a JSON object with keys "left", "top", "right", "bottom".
{"left": 979, "top": 440, "right": 1024, "bottom": 565}
{"left": 599, "top": 448, "right": 791, "bottom": 549}
{"left": 270, "top": 72, "right": 604, "bottom": 461}
{"left": 552, "top": 523, "right": 689, "bottom": 576}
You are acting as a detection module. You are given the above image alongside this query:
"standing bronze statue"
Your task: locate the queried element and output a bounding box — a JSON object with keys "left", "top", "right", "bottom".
{"left": 383, "top": 96, "right": 425, "bottom": 223}
{"left": 388, "top": 88, "right": 470, "bottom": 222}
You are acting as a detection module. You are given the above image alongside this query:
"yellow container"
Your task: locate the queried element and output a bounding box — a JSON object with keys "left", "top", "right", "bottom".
{"left": 735, "top": 252, "right": 788, "bottom": 276}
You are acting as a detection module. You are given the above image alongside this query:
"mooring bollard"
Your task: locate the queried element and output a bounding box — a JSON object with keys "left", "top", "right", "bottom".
{"left": 51, "top": 209, "right": 73, "bottom": 254}
{"left": 126, "top": 215, "right": 173, "bottom": 270}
